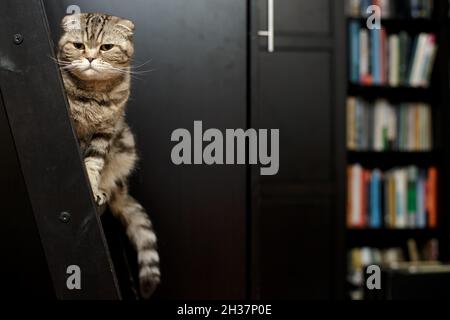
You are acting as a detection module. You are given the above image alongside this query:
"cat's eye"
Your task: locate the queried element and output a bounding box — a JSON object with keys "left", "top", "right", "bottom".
{"left": 73, "top": 42, "right": 85, "bottom": 50}
{"left": 100, "top": 44, "right": 114, "bottom": 51}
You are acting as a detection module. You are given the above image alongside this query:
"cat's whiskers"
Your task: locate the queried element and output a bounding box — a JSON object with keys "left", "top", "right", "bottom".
{"left": 49, "top": 58, "right": 71, "bottom": 66}
{"left": 94, "top": 64, "right": 143, "bottom": 80}
{"left": 129, "top": 58, "right": 153, "bottom": 69}
{"left": 111, "top": 65, "right": 156, "bottom": 75}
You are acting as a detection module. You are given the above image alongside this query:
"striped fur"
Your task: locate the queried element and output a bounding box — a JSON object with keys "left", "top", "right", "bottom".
{"left": 58, "top": 13, "right": 160, "bottom": 298}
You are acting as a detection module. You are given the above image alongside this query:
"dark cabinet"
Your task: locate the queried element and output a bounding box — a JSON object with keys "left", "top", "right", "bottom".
{"left": 251, "top": 0, "right": 345, "bottom": 299}
{"left": 259, "top": 0, "right": 331, "bottom": 36}
{"left": 258, "top": 51, "right": 333, "bottom": 181}
{"left": 258, "top": 200, "right": 332, "bottom": 299}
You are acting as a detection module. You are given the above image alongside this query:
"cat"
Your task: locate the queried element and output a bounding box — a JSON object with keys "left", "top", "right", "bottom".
{"left": 57, "top": 13, "right": 160, "bottom": 298}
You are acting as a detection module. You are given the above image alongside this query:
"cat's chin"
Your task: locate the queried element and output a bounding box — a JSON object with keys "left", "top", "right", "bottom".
{"left": 72, "top": 69, "right": 116, "bottom": 82}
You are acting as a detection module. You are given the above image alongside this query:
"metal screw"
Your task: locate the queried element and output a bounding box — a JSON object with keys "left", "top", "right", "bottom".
{"left": 13, "top": 34, "right": 23, "bottom": 45}
{"left": 59, "top": 211, "right": 71, "bottom": 223}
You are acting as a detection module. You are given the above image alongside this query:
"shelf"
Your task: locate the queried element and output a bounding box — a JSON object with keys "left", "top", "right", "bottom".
{"left": 347, "top": 228, "right": 439, "bottom": 233}
{"left": 347, "top": 17, "right": 439, "bottom": 31}
{"left": 347, "top": 228, "right": 440, "bottom": 248}
{"left": 348, "top": 84, "right": 434, "bottom": 102}
{"left": 347, "top": 151, "right": 439, "bottom": 167}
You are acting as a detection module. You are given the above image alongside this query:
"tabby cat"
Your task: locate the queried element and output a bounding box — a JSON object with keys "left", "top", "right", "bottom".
{"left": 57, "top": 13, "right": 160, "bottom": 298}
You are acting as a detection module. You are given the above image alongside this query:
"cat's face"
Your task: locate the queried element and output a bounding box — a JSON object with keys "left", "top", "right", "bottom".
{"left": 58, "top": 13, "right": 134, "bottom": 81}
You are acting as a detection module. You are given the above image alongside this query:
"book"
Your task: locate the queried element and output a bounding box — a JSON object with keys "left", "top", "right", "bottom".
{"left": 347, "top": 97, "right": 357, "bottom": 150}
{"left": 347, "top": 166, "right": 354, "bottom": 227}
{"left": 363, "top": 169, "right": 371, "bottom": 226}
{"left": 395, "top": 168, "right": 407, "bottom": 228}
{"left": 407, "top": 166, "right": 418, "bottom": 228}
{"left": 371, "top": 28, "right": 381, "bottom": 85}
{"left": 359, "top": 28, "right": 371, "bottom": 85}
{"left": 349, "top": 21, "right": 360, "bottom": 83}
{"left": 346, "top": 0, "right": 361, "bottom": 17}
{"left": 418, "top": 34, "right": 437, "bottom": 87}
{"left": 409, "top": 33, "right": 429, "bottom": 86}
{"left": 348, "top": 24, "right": 437, "bottom": 87}
{"left": 347, "top": 97, "right": 432, "bottom": 151}
{"left": 389, "top": 34, "right": 400, "bottom": 86}
{"left": 416, "top": 170, "right": 426, "bottom": 228}
{"left": 387, "top": 171, "right": 396, "bottom": 227}
{"left": 399, "top": 31, "right": 411, "bottom": 84}
{"left": 426, "top": 167, "right": 437, "bottom": 228}
{"left": 347, "top": 164, "right": 437, "bottom": 229}
{"left": 349, "top": 164, "right": 364, "bottom": 227}
{"left": 373, "top": 100, "right": 385, "bottom": 151}
{"left": 381, "top": 27, "right": 387, "bottom": 84}
{"left": 370, "top": 169, "right": 382, "bottom": 228}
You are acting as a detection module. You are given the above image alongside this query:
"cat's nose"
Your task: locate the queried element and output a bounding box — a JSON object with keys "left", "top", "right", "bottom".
{"left": 87, "top": 57, "right": 95, "bottom": 63}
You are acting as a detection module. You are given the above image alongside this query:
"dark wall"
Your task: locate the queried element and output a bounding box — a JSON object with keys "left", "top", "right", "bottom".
{"left": 43, "top": 0, "right": 247, "bottom": 299}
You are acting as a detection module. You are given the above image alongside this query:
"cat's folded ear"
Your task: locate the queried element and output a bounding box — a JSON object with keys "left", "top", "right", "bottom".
{"left": 61, "top": 14, "right": 82, "bottom": 32}
{"left": 115, "top": 19, "right": 135, "bottom": 38}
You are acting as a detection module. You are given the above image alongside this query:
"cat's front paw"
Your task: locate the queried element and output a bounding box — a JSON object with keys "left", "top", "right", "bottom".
{"left": 94, "top": 190, "right": 108, "bottom": 206}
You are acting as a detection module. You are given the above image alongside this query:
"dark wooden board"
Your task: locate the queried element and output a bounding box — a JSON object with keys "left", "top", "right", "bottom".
{"left": 0, "top": 0, "right": 120, "bottom": 299}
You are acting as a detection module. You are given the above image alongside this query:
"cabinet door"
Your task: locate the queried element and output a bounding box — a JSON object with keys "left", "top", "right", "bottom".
{"left": 258, "top": 199, "right": 332, "bottom": 299}
{"left": 44, "top": 0, "right": 247, "bottom": 299}
{"left": 258, "top": 51, "right": 333, "bottom": 182}
{"left": 259, "top": 0, "right": 331, "bottom": 36}
{"left": 252, "top": 0, "right": 345, "bottom": 298}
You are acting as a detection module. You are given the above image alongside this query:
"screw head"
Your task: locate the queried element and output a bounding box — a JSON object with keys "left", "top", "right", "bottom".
{"left": 13, "top": 34, "right": 23, "bottom": 45}
{"left": 59, "top": 211, "right": 71, "bottom": 223}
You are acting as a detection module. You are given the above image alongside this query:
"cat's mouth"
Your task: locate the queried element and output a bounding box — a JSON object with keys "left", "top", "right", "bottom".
{"left": 80, "top": 66, "right": 101, "bottom": 77}
{"left": 82, "top": 65, "right": 99, "bottom": 72}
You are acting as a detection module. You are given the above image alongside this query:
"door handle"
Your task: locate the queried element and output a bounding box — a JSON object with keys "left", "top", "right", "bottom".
{"left": 257, "top": 0, "right": 274, "bottom": 52}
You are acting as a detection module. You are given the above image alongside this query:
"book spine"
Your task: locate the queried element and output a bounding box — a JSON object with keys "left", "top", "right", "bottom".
{"left": 422, "top": 34, "right": 437, "bottom": 87}
{"left": 399, "top": 32, "right": 410, "bottom": 85}
{"left": 372, "top": 28, "right": 381, "bottom": 85}
{"left": 410, "top": 33, "right": 429, "bottom": 87}
{"left": 347, "top": 97, "right": 356, "bottom": 150}
{"left": 389, "top": 35, "right": 400, "bottom": 87}
{"left": 388, "top": 171, "right": 396, "bottom": 227}
{"left": 381, "top": 27, "right": 387, "bottom": 85}
{"left": 373, "top": 101, "right": 380, "bottom": 151}
{"left": 395, "top": 169, "right": 407, "bottom": 228}
{"left": 370, "top": 169, "right": 382, "bottom": 228}
{"left": 416, "top": 170, "right": 426, "bottom": 228}
{"left": 349, "top": 21, "right": 360, "bottom": 83}
{"left": 427, "top": 167, "right": 438, "bottom": 228}
{"left": 347, "top": 166, "right": 353, "bottom": 227}
{"left": 351, "top": 164, "right": 363, "bottom": 227}
{"left": 407, "top": 34, "right": 419, "bottom": 86}
{"left": 360, "top": 29, "right": 371, "bottom": 85}
{"left": 361, "top": 169, "right": 368, "bottom": 227}
{"left": 407, "top": 166, "right": 418, "bottom": 228}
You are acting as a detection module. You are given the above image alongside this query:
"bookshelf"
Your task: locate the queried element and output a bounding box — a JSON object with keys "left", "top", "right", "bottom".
{"left": 344, "top": 0, "right": 450, "bottom": 299}
{"left": 347, "top": 17, "right": 439, "bottom": 32}
{"left": 348, "top": 84, "right": 433, "bottom": 101}
{"left": 347, "top": 228, "right": 441, "bottom": 248}
{"left": 347, "top": 151, "right": 439, "bottom": 167}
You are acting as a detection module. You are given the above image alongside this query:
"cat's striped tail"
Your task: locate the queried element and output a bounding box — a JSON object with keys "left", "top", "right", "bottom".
{"left": 109, "top": 189, "right": 160, "bottom": 298}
